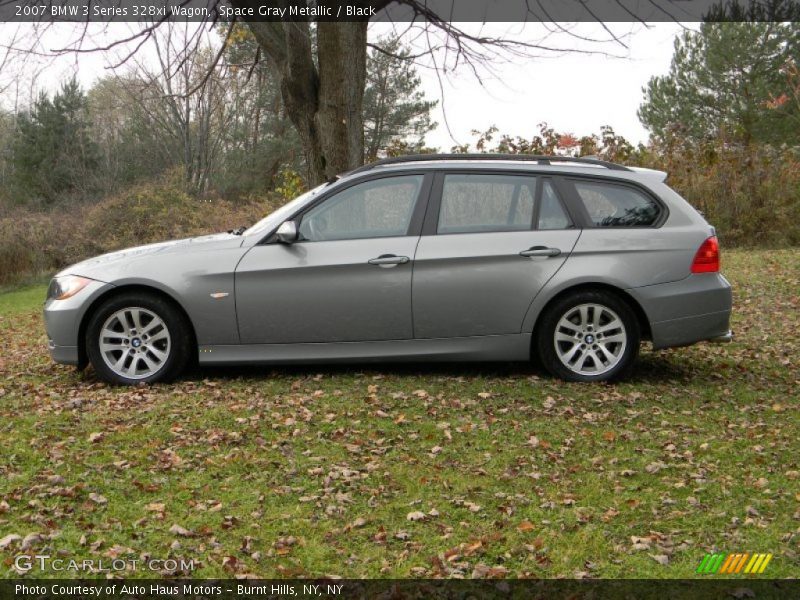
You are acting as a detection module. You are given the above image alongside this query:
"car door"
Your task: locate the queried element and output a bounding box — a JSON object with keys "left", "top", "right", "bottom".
{"left": 412, "top": 171, "right": 581, "bottom": 339}
{"left": 235, "top": 173, "right": 431, "bottom": 344}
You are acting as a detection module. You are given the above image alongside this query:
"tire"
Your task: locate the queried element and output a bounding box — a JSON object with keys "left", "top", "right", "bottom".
{"left": 536, "top": 290, "right": 640, "bottom": 383}
{"left": 85, "top": 292, "right": 193, "bottom": 385}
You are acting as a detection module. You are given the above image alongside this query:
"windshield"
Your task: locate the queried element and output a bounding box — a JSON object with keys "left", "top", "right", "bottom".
{"left": 243, "top": 183, "right": 328, "bottom": 238}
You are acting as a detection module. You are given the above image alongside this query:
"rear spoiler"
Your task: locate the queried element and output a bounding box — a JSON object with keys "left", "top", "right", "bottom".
{"left": 627, "top": 166, "right": 668, "bottom": 183}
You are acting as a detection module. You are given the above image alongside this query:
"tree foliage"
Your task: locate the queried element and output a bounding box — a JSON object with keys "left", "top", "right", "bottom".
{"left": 0, "top": 27, "right": 440, "bottom": 206}
{"left": 217, "top": 24, "right": 302, "bottom": 195}
{"left": 638, "top": 23, "right": 800, "bottom": 146}
{"left": 363, "top": 36, "right": 437, "bottom": 162}
{"left": 10, "top": 78, "right": 98, "bottom": 204}
{"left": 455, "top": 123, "right": 636, "bottom": 163}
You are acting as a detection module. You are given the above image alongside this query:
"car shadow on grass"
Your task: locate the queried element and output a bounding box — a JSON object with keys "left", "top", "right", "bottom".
{"left": 186, "top": 349, "right": 698, "bottom": 387}
{"left": 191, "top": 360, "right": 540, "bottom": 382}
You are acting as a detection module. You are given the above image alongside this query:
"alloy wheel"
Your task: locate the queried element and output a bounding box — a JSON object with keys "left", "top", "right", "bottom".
{"left": 553, "top": 303, "right": 627, "bottom": 376}
{"left": 98, "top": 307, "right": 171, "bottom": 380}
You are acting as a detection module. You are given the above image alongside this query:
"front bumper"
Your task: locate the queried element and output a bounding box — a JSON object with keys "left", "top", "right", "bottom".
{"left": 627, "top": 273, "right": 733, "bottom": 350}
{"left": 47, "top": 340, "right": 80, "bottom": 366}
{"left": 43, "top": 279, "right": 114, "bottom": 365}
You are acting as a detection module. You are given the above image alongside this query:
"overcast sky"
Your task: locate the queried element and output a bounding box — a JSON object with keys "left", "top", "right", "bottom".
{"left": 396, "top": 22, "right": 688, "bottom": 149}
{"left": 0, "top": 21, "right": 689, "bottom": 148}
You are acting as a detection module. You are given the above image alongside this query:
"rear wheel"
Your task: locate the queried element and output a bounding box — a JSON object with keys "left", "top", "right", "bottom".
{"left": 86, "top": 292, "right": 192, "bottom": 385}
{"left": 536, "top": 290, "right": 640, "bottom": 382}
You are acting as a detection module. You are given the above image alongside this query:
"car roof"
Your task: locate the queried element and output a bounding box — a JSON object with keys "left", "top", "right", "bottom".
{"left": 338, "top": 155, "right": 667, "bottom": 186}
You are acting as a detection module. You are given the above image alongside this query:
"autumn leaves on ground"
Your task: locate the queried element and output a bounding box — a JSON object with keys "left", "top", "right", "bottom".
{"left": 0, "top": 250, "right": 798, "bottom": 579}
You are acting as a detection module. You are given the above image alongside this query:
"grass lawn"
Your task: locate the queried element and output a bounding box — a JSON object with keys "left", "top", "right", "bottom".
{"left": 0, "top": 249, "right": 798, "bottom": 579}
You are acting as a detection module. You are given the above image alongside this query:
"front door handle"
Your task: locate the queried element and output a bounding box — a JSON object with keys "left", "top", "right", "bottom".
{"left": 368, "top": 254, "right": 410, "bottom": 266}
{"left": 520, "top": 246, "right": 561, "bottom": 258}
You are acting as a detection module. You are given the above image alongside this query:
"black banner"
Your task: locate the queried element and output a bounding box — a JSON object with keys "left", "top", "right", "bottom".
{"left": 1, "top": 0, "right": 799, "bottom": 23}
{"left": 1, "top": 579, "right": 799, "bottom": 600}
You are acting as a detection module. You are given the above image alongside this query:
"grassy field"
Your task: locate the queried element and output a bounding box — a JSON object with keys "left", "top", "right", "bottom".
{"left": 0, "top": 249, "right": 798, "bottom": 579}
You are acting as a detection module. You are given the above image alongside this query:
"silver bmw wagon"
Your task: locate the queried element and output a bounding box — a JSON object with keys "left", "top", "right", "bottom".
{"left": 44, "top": 155, "right": 732, "bottom": 385}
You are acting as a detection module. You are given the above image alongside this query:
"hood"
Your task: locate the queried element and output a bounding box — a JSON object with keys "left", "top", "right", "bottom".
{"left": 56, "top": 233, "right": 243, "bottom": 280}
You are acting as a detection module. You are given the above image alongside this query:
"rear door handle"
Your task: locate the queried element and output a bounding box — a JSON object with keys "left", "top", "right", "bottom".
{"left": 520, "top": 246, "right": 561, "bottom": 258}
{"left": 368, "top": 254, "right": 410, "bottom": 266}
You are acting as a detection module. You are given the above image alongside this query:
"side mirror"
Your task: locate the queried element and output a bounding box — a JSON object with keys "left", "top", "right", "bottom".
{"left": 276, "top": 220, "right": 298, "bottom": 244}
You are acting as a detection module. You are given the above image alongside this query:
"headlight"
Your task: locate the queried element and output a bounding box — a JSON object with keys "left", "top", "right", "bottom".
{"left": 47, "top": 275, "right": 92, "bottom": 300}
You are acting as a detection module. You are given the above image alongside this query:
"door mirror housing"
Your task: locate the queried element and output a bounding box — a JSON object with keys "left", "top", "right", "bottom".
{"left": 276, "top": 220, "right": 298, "bottom": 244}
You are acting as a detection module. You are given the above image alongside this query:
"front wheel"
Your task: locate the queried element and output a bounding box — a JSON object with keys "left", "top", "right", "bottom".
{"left": 536, "top": 290, "right": 640, "bottom": 382}
{"left": 85, "top": 292, "right": 192, "bottom": 385}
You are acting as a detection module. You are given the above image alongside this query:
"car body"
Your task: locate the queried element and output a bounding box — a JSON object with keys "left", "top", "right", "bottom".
{"left": 44, "top": 154, "right": 732, "bottom": 384}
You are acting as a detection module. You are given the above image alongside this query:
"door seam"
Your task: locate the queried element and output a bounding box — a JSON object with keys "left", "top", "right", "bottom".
{"left": 519, "top": 229, "right": 584, "bottom": 333}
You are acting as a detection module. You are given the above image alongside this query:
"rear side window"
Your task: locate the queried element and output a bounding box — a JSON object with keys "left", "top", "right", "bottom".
{"left": 573, "top": 180, "right": 661, "bottom": 227}
{"left": 438, "top": 174, "right": 535, "bottom": 234}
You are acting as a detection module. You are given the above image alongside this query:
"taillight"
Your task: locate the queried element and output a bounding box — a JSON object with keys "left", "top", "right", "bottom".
{"left": 691, "top": 236, "right": 720, "bottom": 273}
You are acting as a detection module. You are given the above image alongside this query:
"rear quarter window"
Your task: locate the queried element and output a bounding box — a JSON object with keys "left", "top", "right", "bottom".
{"left": 572, "top": 180, "right": 662, "bottom": 227}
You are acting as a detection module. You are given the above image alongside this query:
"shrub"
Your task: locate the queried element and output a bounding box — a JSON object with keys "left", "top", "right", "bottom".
{"left": 0, "top": 174, "right": 280, "bottom": 286}
{"left": 637, "top": 137, "right": 800, "bottom": 247}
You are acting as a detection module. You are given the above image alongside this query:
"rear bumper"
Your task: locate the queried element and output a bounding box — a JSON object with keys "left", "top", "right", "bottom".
{"left": 627, "top": 273, "right": 732, "bottom": 349}
{"left": 709, "top": 330, "right": 733, "bottom": 343}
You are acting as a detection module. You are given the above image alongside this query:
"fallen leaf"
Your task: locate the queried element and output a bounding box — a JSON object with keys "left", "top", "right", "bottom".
{"left": 0, "top": 534, "right": 21, "bottom": 549}
{"left": 645, "top": 461, "right": 667, "bottom": 474}
{"left": 169, "top": 524, "right": 193, "bottom": 537}
{"left": 517, "top": 520, "right": 535, "bottom": 532}
{"left": 21, "top": 533, "right": 42, "bottom": 551}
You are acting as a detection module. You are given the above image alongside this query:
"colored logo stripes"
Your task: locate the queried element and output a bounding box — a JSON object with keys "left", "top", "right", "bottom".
{"left": 696, "top": 553, "right": 773, "bottom": 574}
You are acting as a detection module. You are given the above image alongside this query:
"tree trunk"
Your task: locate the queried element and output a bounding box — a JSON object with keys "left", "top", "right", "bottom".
{"left": 316, "top": 22, "right": 368, "bottom": 179}
{"left": 243, "top": 19, "right": 368, "bottom": 185}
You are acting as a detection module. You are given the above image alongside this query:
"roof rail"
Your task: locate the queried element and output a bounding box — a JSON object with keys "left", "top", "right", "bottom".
{"left": 347, "top": 153, "right": 632, "bottom": 175}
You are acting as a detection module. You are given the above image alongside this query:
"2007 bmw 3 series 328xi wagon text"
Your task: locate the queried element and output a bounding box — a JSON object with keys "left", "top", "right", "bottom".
{"left": 44, "top": 154, "right": 733, "bottom": 385}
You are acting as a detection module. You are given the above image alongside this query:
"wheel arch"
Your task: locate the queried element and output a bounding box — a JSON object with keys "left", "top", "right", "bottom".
{"left": 77, "top": 284, "right": 198, "bottom": 369}
{"left": 530, "top": 282, "right": 652, "bottom": 347}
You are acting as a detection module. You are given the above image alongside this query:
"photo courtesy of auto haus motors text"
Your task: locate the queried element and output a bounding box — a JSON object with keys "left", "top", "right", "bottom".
{"left": 0, "top": 0, "right": 798, "bottom": 599}
{"left": 14, "top": 583, "right": 345, "bottom": 597}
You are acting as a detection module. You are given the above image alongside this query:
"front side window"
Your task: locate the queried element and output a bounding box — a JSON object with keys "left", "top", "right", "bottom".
{"left": 438, "top": 174, "right": 536, "bottom": 234}
{"left": 573, "top": 180, "right": 661, "bottom": 227}
{"left": 298, "top": 175, "right": 423, "bottom": 242}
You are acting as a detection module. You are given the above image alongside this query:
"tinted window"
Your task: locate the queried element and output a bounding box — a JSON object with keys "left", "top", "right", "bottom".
{"left": 438, "top": 174, "right": 536, "bottom": 234}
{"left": 299, "top": 175, "right": 422, "bottom": 241}
{"left": 538, "top": 181, "right": 571, "bottom": 230}
{"left": 573, "top": 180, "right": 661, "bottom": 227}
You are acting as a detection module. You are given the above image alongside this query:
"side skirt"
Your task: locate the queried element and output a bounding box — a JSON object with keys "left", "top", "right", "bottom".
{"left": 198, "top": 334, "right": 531, "bottom": 365}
